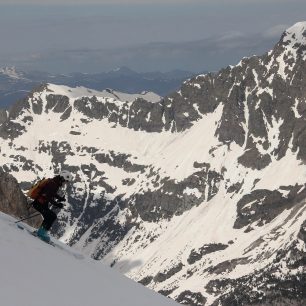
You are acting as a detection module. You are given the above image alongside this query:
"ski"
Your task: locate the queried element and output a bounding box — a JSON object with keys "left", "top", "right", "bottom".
{"left": 16, "top": 223, "right": 55, "bottom": 247}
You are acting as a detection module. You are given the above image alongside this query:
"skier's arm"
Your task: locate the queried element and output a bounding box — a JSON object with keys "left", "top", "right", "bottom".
{"left": 50, "top": 198, "right": 64, "bottom": 209}
{"left": 55, "top": 194, "right": 66, "bottom": 202}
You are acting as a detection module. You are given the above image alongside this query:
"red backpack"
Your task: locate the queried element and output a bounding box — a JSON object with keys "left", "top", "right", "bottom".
{"left": 27, "top": 178, "right": 50, "bottom": 200}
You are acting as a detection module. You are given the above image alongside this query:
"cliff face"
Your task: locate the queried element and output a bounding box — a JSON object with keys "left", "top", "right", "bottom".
{"left": 0, "top": 172, "right": 40, "bottom": 227}
{"left": 0, "top": 109, "right": 7, "bottom": 125}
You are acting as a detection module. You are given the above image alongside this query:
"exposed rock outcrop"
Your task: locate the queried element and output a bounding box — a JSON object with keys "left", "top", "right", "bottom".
{"left": 0, "top": 171, "right": 40, "bottom": 226}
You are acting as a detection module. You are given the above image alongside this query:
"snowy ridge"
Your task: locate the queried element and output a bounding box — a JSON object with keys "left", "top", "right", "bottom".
{"left": 47, "top": 83, "right": 162, "bottom": 103}
{"left": 0, "top": 212, "right": 178, "bottom": 306}
{"left": 284, "top": 21, "right": 306, "bottom": 46}
{"left": 0, "top": 22, "right": 306, "bottom": 305}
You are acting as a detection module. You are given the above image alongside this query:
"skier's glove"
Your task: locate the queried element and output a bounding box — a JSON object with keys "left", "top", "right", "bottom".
{"left": 55, "top": 202, "right": 64, "bottom": 209}
{"left": 57, "top": 195, "right": 66, "bottom": 202}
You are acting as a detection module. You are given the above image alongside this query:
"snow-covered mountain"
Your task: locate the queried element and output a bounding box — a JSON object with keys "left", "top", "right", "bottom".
{"left": 0, "top": 22, "right": 306, "bottom": 305}
{"left": 0, "top": 212, "right": 178, "bottom": 306}
{"left": 0, "top": 66, "right": 194, "bottom": 108}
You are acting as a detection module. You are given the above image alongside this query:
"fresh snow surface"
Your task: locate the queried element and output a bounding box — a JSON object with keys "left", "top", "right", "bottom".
{"left": 281, "top": 21, "right": 306, "bottom": 66}
{"left": 0, "top": 212, "right": 178, "bottom": 306}
{"left": 284, "top": 21, "right": 306, "bottom": 45}
{"left": 47, "top": 83, "right": 162, "bottom": 103}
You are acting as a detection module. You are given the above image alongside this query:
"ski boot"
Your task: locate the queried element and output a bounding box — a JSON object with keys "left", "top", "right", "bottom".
{"left": 37, "top": 226, "right": 51, "bottom": 243}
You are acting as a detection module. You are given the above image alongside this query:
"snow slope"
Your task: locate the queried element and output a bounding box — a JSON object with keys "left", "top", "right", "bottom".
{"left": 0, "top": 212, "right": 178, "bottom": 306}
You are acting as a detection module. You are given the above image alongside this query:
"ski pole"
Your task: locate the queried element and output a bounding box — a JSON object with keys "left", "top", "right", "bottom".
{"left": 15, "top": 213, "right": 41, "bottom": 224}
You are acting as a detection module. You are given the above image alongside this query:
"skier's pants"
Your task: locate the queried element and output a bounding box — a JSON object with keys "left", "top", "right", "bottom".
{"left": 32, "top": 200, "right": 57, "bottom": 231}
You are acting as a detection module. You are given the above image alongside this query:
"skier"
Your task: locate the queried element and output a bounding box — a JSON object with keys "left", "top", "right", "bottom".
{"left": 32, "top": 170, "right": 73, "bottom": 242}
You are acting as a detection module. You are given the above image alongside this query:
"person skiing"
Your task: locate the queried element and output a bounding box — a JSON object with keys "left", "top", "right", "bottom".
{"left": 32, "top": 170, "right": 73, "bottom": 242}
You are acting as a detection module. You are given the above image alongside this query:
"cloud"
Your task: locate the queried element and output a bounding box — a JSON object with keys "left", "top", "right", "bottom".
{"left": 10, "top": 31, "right": 279, "bottom": 74}
{"left": 263, "top": 24, "right": 289, "bottom": 38}
{"left": 0, "top": 0, "right": 202, "bottom": 4}
{"left": 0, "top": 0, "right": 303, "bottom": 4}
{"left": 0, "top": 0, "right": 304, "bottom": 74}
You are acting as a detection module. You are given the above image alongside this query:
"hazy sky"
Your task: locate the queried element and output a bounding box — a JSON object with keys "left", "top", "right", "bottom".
{"left": 0, "top": 0, "right": 305, "bottom": 73}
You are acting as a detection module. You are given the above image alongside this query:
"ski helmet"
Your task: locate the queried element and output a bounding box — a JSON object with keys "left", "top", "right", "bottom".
{"left": 59, "top": 170, "right": 73, "bottom": 182}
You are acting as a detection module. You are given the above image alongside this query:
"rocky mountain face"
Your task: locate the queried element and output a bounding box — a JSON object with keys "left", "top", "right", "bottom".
{"left": 0, "top": 109, "right": 7, "bottom": 124}
{"left": 0, "top": 172, "right": 40, "bottom": 227}
{"left": 0, "top": 22, "right": 306, "bottom": 305}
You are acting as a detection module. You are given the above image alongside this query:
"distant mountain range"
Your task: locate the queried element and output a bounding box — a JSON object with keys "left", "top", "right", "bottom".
{"left": 0, "top": 66, "right": 195, "bottom": 108}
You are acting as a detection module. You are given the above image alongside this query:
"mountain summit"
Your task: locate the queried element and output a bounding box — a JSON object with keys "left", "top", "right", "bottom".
{"left": 282, "top": 21, "right": 306, "bottom": 46}
{"left": 0, "top": 22, "right": 305, "bottom": 305}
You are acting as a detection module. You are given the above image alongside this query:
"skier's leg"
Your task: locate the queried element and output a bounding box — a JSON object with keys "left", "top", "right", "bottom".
{"left": 41, "top": 209, "right": 57, "bottom": 231}
{"left": 32, "top": 200, "right": 46, "bottom": 216}
{"left": 33, "top": 201, "right": 56, "bottom": 231}
{"left": 33, "top": 202, "right": 56, "bottom": 242}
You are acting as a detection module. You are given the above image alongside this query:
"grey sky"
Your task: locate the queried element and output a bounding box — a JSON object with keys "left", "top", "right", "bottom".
{"left": 0, "top": 0, "right": 305, "bottom": 73}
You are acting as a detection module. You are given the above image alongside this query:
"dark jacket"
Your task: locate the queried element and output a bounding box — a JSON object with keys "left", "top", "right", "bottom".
{"left": 37, "top": 176, "right": 64, "bottom": 207}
